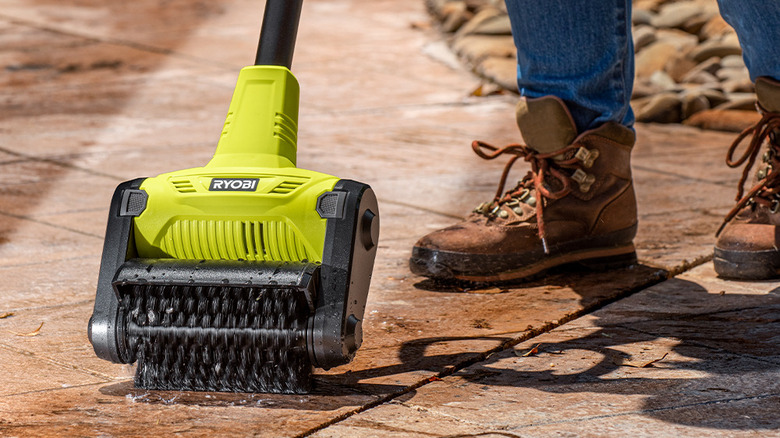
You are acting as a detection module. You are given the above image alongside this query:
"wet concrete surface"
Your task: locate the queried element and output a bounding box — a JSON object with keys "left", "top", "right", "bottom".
{"left": 0, "top": 0, "right": 776, "bottom": 436}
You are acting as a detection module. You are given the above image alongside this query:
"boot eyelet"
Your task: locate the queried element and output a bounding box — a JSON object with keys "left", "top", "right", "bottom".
{"left": 772, "top": 200, "right": 780, "bottom": 214}
{"left": 575, "top": 147, "right": 599, "bottom": 168}
{"left": 498, "top": 210, "right": 509, "bottom": 219}
{"left": 572, "top": 169, "right": 596, "bottom": 193}
{"left": 516, "top": 189, "right": 531, "bottom": 202}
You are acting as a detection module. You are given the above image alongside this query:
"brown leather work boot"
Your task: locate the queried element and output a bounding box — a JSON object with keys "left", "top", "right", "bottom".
{"left": 410, "top": 96, "right": 638, "bottom": 282}
{"left": 714, "top": 77, "right": 780, "bottom": 279}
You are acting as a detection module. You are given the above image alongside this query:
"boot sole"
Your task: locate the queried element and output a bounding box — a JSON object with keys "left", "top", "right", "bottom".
{"left": 410, "top": 241, "right": 637, "bottom": 283}
{"left": 713, "top": 246, "right": 780, "bottom": 280}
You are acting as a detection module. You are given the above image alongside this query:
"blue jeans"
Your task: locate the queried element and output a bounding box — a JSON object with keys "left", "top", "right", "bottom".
{"left": 505, "top": 0, "right": 780, "bottom": 133}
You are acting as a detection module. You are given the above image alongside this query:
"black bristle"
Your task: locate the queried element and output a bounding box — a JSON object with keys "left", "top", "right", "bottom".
{"left": 118, "top": 283, "right": 313, "bottom": 394}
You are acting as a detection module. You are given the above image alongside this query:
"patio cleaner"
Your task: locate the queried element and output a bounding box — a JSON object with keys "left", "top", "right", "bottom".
{"left": 87, "top": 0, "right": 379, "bottom": 394}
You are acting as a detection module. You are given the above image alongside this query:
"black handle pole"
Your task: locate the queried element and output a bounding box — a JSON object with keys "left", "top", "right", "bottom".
{"left": 255, "top": 0, "right": 304, "bottom": 68}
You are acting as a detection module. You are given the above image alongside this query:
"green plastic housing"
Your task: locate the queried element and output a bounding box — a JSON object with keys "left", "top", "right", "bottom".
{"left": 133, "top": 65, "right": 338, "bottom": 263}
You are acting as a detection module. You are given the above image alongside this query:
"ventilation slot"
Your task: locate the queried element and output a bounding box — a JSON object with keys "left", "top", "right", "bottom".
{"left": 220, "top": 111, "right": 234, "bottom": 139}
{"left": 274, "top": 112, "right": 298, "bottom": 150}
{"left": 159, "top": 219, "right": 316, "bottom": 263}
{"left": 171, "top": 179, "right": 196, "bottom": 193}
{"left": 270, "top": 181, "right": 304, "bottom": 194}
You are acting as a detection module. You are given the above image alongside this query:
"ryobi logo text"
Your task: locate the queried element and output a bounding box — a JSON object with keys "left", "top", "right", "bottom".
{"left": 209, "top": 178, "right": 259, "bottom": 192}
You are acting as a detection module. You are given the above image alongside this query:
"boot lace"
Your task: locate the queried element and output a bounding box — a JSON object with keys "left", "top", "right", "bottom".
{"left": 471, "top": 139, "right": 599, "bottom": 253}
{"left": 719, "top": 107, "right": 780, "bottom": 235}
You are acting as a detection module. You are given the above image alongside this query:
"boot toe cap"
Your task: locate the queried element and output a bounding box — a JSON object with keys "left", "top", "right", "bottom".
{"left": 716, "top": 223, "right": 780, "bottom": 252}
{"left": 714, "top": 223, "right": 780, "bottom": 280}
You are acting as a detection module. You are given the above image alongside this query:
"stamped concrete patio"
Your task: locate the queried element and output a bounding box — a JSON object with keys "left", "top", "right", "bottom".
{"left": 0, "top": 0, "right": 777, "bottom": 436}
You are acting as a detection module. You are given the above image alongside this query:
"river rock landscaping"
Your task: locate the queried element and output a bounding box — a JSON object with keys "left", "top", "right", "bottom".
{"left": 425, "top": 0, "right": 760, "bottom": 131}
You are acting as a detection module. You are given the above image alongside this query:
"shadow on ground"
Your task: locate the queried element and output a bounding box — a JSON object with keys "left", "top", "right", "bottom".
{"left": 439, "top": 278, "right": 780, "bottom": 430}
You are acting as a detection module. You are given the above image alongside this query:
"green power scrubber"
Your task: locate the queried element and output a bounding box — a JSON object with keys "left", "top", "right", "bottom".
{"left": 88, "top": 0, "right": 379, "bottom": 394}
